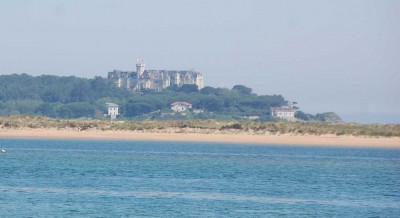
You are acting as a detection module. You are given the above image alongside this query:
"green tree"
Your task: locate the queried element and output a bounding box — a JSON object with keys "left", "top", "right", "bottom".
{"left": 200, "top": 86, "right": 219, "bottom": 95}
{"left": 125, "top": 101, "right": 157, "bottom": 117}
{"left": 198, "top": 95, "right": 224, "bottom": 112}
{"left": 35, "top": 103, "right": 56, "bottom": 117}
{"left": 232, "top": 85, "right": 253, "bottom": 95}
{"left": 178, "top": 84, "right": 199, "bottom": 93}
{"left": 57, "top": 102, "right": 95, "bottom": 118}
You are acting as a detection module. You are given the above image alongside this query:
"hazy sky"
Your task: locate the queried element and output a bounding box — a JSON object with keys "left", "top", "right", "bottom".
{"left": 1, "top": 0, "right": 399, "bottom": 123}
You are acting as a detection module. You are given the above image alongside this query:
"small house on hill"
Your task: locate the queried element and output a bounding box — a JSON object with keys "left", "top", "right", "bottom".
{"left": 171, "top": 102, "right": 192, "bottom": 112}
{"left": 270, "top": 106, "right": 296, "bottom": 121}
{"left": 106, "top": 103, "right": 119, "bottom": 120}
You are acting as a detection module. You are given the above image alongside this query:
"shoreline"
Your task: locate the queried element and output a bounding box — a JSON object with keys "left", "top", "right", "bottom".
{"left": 1, "top": 129, "right": 400, "bottom": 148}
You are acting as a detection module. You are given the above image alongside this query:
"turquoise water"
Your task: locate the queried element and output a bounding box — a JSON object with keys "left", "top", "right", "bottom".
{"left": 1, "top": 139, "right": 399, "bottom": 217}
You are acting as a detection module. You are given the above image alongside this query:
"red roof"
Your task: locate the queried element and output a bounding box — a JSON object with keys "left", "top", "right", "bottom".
{"left": 171, "top": 101, "right": 192, "bottom": 106}
{"left": 270, "top": 106, "right": 295, "bottom": 112}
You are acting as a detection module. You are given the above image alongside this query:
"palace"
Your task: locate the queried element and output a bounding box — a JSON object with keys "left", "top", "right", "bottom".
{"left": 108, "top": 60, "right": 204, "bottom": 91}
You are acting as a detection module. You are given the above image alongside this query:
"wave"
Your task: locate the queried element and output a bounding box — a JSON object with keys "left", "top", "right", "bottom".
{"left": 1, "top": 185, "right": 398, "bottom": 209}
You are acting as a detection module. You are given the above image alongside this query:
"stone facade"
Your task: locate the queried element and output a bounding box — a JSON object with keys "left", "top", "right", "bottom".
{"left": 108, "top": 60, "right": 204, "bottom": 91}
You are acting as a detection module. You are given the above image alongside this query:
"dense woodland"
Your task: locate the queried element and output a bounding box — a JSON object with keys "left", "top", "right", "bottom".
{"left": 0, "top": 74, "right": 336, "bottom": 121}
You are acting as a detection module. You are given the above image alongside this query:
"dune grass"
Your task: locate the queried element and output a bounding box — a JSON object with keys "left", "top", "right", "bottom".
{"left": 0, "top": 116, "right": 399, "bottom": 137}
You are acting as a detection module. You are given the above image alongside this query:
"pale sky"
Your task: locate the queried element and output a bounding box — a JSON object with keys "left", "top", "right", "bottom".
{"left": 1, "top": 0, "right": 399, "bottom": 123}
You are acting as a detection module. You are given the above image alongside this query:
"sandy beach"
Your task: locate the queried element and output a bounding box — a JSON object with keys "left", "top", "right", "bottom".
{"left": 0, "top": 128, "right": 399, "bottom": 148}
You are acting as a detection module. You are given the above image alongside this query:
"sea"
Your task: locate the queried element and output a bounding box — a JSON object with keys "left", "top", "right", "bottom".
{"left": 1, "top": 138, "right": 399, "bottom": 217}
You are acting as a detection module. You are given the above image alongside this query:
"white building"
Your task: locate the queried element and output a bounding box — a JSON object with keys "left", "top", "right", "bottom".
{"left": 106, "top": 103, "right": 119, "bottom": 120}
{"left": 270, "top": 106, "right": 296, "bottom": 121}
{"left": 171, "top": 102, "right": 192, "bottom": 112}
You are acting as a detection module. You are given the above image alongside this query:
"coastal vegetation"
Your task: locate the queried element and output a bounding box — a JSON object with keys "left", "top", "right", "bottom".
{"left": 1, "top": 116, "right": 399, "bottom": 137}
{"left": 0, "top": 74, "right": 336, "bottom": 121}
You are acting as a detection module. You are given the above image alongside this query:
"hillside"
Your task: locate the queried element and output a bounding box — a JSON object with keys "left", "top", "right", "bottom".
{"left": 0, "top": 74, "right": 338, "bottom": 122}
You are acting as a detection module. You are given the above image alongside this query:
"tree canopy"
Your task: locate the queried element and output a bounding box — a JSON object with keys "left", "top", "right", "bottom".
{"left": 0, "top": 74, "right": 290, "bottom": 120}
